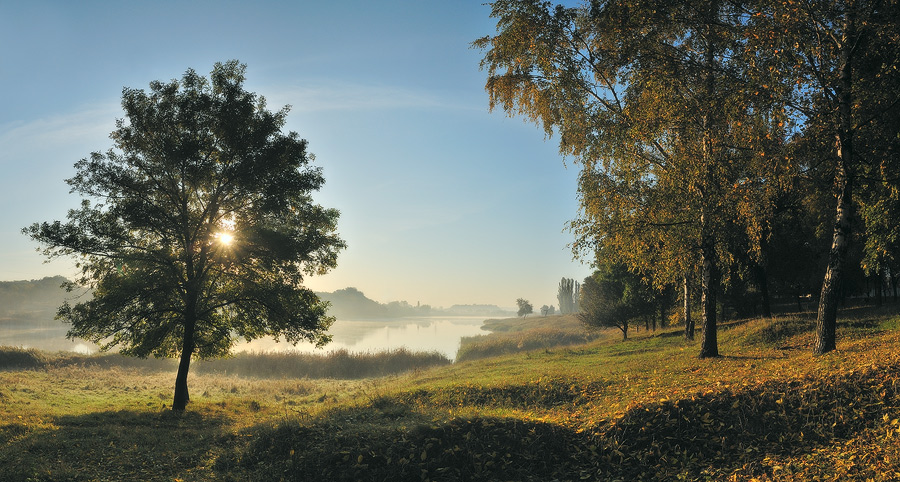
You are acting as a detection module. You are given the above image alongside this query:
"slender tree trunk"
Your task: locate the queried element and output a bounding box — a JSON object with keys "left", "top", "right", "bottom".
{"left": 683, "top": 272, "right": 694, "bottom": 340}
{"left": 755, "top": 263, "right": 772, "bottom": 317}
{"left": 699, "top": 252, "right": 720, "bottom": 358}
{"left": 891, "top": 269, "right": 900, "bottom": 303}
{"left": 658, "top": 300, "right": 666, "bottom": 328}
{"left": 173, "top": 316, "right": 197, "bottom": 411}
{"left": 876, "top": 270, "right": 884, "bottom": 307}
{"left": 815, "top": 12, "right": 855, "bottom": 355}
{"left": 699, "top": 212, "right": 720, "bottom": 358}
{"left": 815, "top": 172, "right": 851, "bottom": 354}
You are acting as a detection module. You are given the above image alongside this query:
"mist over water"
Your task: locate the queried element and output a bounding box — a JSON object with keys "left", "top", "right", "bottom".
{"left": 2, "top": 316, "right": 489, "bottom": 362}
{"left": 0, "top": 321, "right": 95, "bottom": 354}
{"left": 236, "top": 316, "right": 488, "bottom": 361}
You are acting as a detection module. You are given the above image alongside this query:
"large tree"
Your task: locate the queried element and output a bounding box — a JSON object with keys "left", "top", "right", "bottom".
{"left": 476, "top": 0, "right": 790, "bottom": 358}
{"left": 753, "top": 0, "right": 900, "bottom": 353}
{"left": 24, "top": 61, "right": 346, "bottom": 411}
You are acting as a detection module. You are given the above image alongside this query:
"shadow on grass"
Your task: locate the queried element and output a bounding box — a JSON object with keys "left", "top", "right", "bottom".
{"left": 0, "top": 409, "right": 228, "bottom": 482}
{"left": 233, "top": 363, "right": 900, "bottom": 481}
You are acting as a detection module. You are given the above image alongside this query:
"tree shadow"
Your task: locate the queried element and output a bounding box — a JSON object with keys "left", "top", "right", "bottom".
{"left": 233, "top": 363, "right": 900, "bottom": 481}
{"left": 0, "top": 409, "right": 228, "bottom": 481}
{"left": 6, "top": 363, "right": 900, "bottom": 481}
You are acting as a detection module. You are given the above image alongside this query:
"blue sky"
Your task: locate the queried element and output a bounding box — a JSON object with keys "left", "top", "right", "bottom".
{"left": 0, "top": 0, "right": 592, "bottom": 309}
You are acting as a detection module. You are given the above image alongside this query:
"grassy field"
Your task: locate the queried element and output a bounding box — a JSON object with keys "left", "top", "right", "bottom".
{"left": 3, "top": 306, "right": 900, "bottom": 480}
{"left": 456, "top": 313, "right": 601, "bottom": 362}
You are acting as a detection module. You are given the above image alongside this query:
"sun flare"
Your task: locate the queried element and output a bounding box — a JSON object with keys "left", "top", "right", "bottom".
{"left": 217, "top": 232, "right": 234, "bottom": 246}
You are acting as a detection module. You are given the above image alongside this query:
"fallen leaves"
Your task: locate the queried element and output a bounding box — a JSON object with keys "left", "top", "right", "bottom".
{"left": 236, "top": 361, "right": 900, "bottom": 481}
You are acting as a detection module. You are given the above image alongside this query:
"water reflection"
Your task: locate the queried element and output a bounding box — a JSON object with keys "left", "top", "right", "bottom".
{"left": 1, "top": 316, "right": 488, "bottom": 361}
{"left": 236, "top": 316, "right": 487, "bottom": 361}
{"left": 0, "top": 319, "right": 97, "bottom": 353}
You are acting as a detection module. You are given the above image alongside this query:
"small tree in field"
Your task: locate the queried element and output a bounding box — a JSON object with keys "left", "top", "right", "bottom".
{"left": 23, "top": 61, "right": 346, "bottom": 411}
{"left": 578, "top": 263, "right": 654, "bottom": 341}
{"left": 516, "top": 298, "right": 533, "bottom": 317}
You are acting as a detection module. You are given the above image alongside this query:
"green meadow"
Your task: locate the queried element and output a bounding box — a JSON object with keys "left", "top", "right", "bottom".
{"left": 3, "top": 308, "right": 900, "bottom": 481}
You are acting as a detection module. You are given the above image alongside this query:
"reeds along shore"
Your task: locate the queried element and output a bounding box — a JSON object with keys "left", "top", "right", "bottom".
{"left": 0, "top": 346, "right": 451, "bottom": 379}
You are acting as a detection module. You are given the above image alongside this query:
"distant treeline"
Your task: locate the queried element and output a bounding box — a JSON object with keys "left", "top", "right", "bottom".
{"left": 316, "top": 287, "right": 511, "bottom": 320}
{"left": 0, "top": 278, "right": 510, "bottom": 329}
{"left": 0, "top": 276, "right": 69, "bottom": 317}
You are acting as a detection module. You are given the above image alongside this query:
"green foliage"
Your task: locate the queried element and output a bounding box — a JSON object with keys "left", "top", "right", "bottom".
{"left": 515, "top": 298, "right": 533, "bottom": 317}
{"left": 23, "top": 61, "right": 345, "bottom": 409}
{"left": 556, "top": 277, "right": 579, "bottom": 314}
{"left": 476, "top": 0, "right": 797, "bottom": 358}
{"left": 578, "top": 264, "right": 656, "bottom": 340}
{"left": 753, "top": 0, "right": 900, "bottom": 352}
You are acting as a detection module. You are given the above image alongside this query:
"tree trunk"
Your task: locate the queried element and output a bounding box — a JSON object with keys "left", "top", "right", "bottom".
{"left": 697, "top": 10, "right": 720, "bottom": 359}
{"left": 815, "top": 11, "right": 855, "bottom": 355}
{"left": 815, "top": 175, "right": 851, "bottom": 354}
{"left": 684, "top": 272, "right": 694, "bottom": 340}
{"left": 891, "top": 270, "right": 900, "bottom": 303}
{"left": 699, "top": 223, "right": 720, "bottom": 358}
{"left": 876, "top": 270, "right": 884, "bottom": 307}
{"left": 173, "top": 317, "right": 196, "bottom": 411}
{"left": 658, "top": 300, "right": 666, "bottom": 329}
{"left": 755, "top": 263, "right": 772, "bottom": 318}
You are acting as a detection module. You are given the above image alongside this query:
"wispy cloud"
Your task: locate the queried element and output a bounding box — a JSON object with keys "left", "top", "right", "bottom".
{"left": 265, "top": 81, "right": 477, "bottom": 113}
{"left": 0, "top": 103, "right": 121, "bottom": 166}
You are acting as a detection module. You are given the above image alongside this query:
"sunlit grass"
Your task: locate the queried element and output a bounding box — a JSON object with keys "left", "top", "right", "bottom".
{"left": 3, "top": 306, "right": 900, "bottom": 480}
{"left": 455, "top": 313, "right": 605, "bottom": 362}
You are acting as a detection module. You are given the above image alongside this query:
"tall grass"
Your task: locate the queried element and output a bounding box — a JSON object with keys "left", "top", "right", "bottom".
{"left": 0, "top": 346, "right": 450, "bottom": 379}
{"left": 194, "top": 348, "right": 450, "bottom": 379}
{"left": 456, "top": 326, "right": 598, "bottom": 362}
{"left": 455, "top": 314, "right": 603, "bottom": 362}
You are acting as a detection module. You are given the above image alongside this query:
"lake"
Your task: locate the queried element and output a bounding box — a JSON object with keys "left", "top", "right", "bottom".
{"left": 235, "top": 316, "right": 488, "bottom": 361}
{"left": 1, "top": 315, "right": 490, "bottom": 361}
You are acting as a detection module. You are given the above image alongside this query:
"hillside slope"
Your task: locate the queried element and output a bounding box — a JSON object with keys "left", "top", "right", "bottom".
{"left": 2, "top": 306, "right": 900, "bottom": 481}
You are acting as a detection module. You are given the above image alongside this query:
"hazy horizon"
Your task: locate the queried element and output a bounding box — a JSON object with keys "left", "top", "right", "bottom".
{"left": 0, "top": 1, "right": 592, "bottom": 310}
